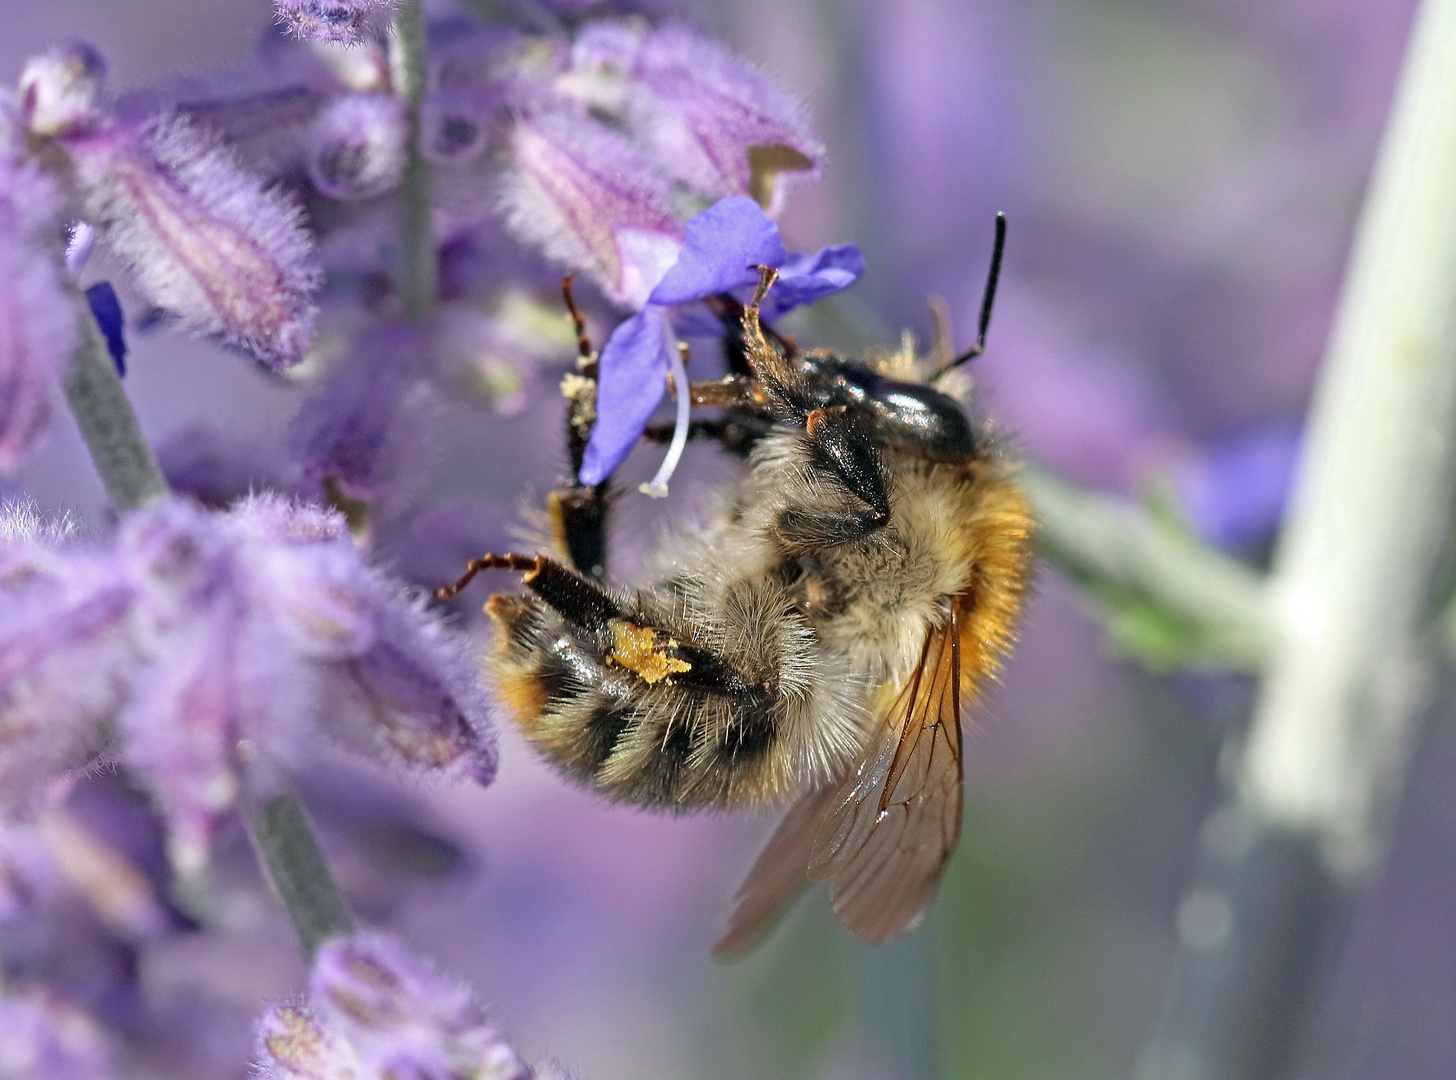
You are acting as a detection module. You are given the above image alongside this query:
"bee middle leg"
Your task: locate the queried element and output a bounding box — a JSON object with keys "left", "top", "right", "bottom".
{"left": 550, "top": 276, "right": 613, "bottom": 581}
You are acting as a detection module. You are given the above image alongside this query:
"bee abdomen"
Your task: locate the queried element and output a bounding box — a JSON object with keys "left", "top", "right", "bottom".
{"left": 488, "top": 593, "right": 793, "bottom": 808}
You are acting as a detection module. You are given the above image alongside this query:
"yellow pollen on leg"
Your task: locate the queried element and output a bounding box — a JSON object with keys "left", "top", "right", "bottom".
{"left": 608, "top": 619, "right": 692, "bottom": 684}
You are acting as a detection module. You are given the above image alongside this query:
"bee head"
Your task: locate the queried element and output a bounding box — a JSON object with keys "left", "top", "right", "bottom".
{"left": 804, "top": 406, "right": 891, "bottom": 522}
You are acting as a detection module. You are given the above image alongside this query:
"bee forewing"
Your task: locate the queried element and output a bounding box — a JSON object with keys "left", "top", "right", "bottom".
{"left": 807, "top": 611, "right": 964, "bottom": 943}
{"left": 712, "top": 781, "right": 842, "bottom": 960}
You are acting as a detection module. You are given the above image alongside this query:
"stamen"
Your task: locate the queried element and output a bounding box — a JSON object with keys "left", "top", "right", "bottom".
{"left": 640, "top": 340, "right": 691, "bottom": 499}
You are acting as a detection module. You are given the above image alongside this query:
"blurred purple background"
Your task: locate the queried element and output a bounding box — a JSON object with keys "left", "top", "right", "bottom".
{"left": 7, "top": 0, "right": 1454, "bottom": 1077}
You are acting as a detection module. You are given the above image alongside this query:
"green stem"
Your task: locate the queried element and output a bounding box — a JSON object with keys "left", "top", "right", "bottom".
{"left": 391, "top": 0, "right": 436, "bottom": 320}
{"left": 244, "top": 792, "right": 355, "bottom": 962}
{"left": 62, "top": 299, "right": 168, "bottom": 512}
{"left": 1021, "top": 465, "right": 1273, "bottom": 669}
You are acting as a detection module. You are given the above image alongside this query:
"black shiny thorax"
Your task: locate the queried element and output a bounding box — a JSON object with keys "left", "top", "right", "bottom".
{"left": 787, "top": 355, "right": 979, "bottom": 464}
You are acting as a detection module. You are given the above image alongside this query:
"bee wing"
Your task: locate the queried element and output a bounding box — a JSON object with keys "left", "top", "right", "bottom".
{"left": 806, "top": 606, "right": 964, "bottom": 943}
{"left": 711, "top": 780, "right": 843, "bottom": 960}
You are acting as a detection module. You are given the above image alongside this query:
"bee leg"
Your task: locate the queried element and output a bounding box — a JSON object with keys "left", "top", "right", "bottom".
{"left": 482, "top": 557, "right": 771, "bottom": 704}
{"left": 551, "top": 276, "right": 612, "bottom": 582}
{"left": 707, "top": 293, "right": 799, "bottom": 377}
{"left": 549, "top": 486, "right": 610, "bottom": 583}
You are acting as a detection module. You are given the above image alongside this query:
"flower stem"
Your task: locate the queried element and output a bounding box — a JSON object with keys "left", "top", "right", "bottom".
{"left": 244, "top": 792, "right": 355, "bottom": 963}
{"left": 1135, "top": 0, "right": 1456, "bottom": 1073}
{"left": 391, "top": 0, "right": 436, "bottom": 320}
{"left": 1020, "top": 465, "right": 1273, "bottom": 670}
{"left": 57, "top": 293, "right": 356, "bottom": 965}
{"left": 62, "top": 298, "right": 168, "bottom": 512}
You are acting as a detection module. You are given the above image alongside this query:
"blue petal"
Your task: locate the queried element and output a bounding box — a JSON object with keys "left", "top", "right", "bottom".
{"left": 648, "top": 196, "right": 788, "bottom": 306}
{"left": 760, "top": 243, "right": 865, "bottom": 319}
{"left": 85, "top": 282, "right": 127, "bottom": 376}
{"left": 580, "top": 308, "right": 673, "bottom": 485}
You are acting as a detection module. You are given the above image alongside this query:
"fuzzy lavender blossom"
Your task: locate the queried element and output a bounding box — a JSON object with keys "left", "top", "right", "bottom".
{"left": 0, "top": 155, "right": 76, "bottom": 471}
{"left": 275, "top": 0, "right": 401, "bottom": 46}
{"left": 501, "top": 111, "right": 684, "bottom": 309}
{"left": 255, "top": 933, "right": 538, "bottom": 1080}
{"left": 290, "top": 322, "right": 437, "bottom": 511}
{"left": 0, "top": 992, "right": 118, "bottom": 1080}
{"left": 51, "top": 107, "right": 321, "bottom": 369}
{"left": 0, "top": 497, "right": 495, "bottom": 872}
{"left": 308, "top": 93, "right": 408, "bottom": 201}
{"left": 564, "top": 22, "right": 822, "bottom": 214}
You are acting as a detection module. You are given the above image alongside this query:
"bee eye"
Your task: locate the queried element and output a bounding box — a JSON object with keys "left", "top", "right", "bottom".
{"left": 805, "top": 408, "right": 890, "bottom": 522}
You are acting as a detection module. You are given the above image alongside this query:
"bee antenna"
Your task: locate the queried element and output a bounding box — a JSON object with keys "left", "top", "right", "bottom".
{"left": 935, "top": 212, "right": 1006, "bottom": 379}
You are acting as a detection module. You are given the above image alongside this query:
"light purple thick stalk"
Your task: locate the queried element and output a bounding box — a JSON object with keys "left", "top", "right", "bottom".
{"left": 1133, "top": 0, "right": 1456, "bottom": 1074}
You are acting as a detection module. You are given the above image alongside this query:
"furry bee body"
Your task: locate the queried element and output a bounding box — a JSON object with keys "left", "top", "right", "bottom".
{"left": 460, "top": 247, "right": 1031, "bottom": 946}
{"left": 489, "top": 370, "right": 1031, "bottom": 809}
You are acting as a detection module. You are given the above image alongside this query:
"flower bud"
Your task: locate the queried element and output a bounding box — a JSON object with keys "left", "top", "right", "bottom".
{"left": 254, "top": 1002, "right": 360, "bottom": 1080}
{"left": 421, "top": 95, "right": 488, "bottom": 164}
{"left": 0, "top": 514, "right": 137, "bottom": 816}
{"left": 502, "top": 112, "right": 683, "bottom": 308}
{"left": 627, "top": 24, "right": 822, "bottom": 213}
{"left": 307, "top": 93, "right": 407, "bottom": 201}
{"left": 18, "top": 41, "right": 106, "bottom": 138}
{"left": 0, "top": 495, "right": 498, "bottom": 870}
{"left": 310, "top": 934, "right": 530, "bottom": 1079}
{"left": 65, "top": 114, "right": 321, "bottom": 369}
{"left": 275, "top": 0, "right": 400, "bottom": 46}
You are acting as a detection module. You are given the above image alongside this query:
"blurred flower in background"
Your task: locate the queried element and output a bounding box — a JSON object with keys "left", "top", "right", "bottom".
{"left": 0, "top": 0, "right": 1444, "bottom": 1079}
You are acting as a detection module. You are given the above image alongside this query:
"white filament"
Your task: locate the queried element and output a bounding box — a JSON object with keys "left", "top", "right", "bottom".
{"left": 640, "top": 340, "right": 690, "bottom": 499}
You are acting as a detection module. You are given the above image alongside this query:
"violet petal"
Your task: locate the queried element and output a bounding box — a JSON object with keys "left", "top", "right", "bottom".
{"left": 84, "top": 282, "right": 126, "bottom": 377}
{"left": 580, "top": 307, "right": 671, "bottom": 486}
{"left": 759, "top": 242, "right": 866, "bottom": 316}
{"left": 647, "top": 196, "right": 787, "bottom": 306}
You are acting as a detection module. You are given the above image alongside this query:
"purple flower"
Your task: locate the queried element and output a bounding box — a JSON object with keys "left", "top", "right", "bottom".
{"left": 82, "top": 283, "right": 126, "bottom": 377}
{"left": 307, "top": 93, "right": 407, "bottom": 202}
{"left": 0, "top": 991, "right": 118, "bottom": 1080}
{"left": 290, "top": 322, "right": 436, "bottom": 511}
{"left": 1172, "top": 424, "right": 1300, "bottom": 551}
{"left": 625, "top": 24, "right": 823, "bottom": 214}
{"left": 255, "top": 933, "right": 536, "bottom": 1080}
{"left": 275, "top": 0, "right": 401, "bottom": 45}
{"left": 580, "top": 195, "right": 863, "bottom": 485}
{"left": 58, "top": 109, "right": 321, "bottom": 369}
{"left": 0, "top": 156, "right": 76, "bottom": 471}
{"left": 501, "top": 111, "right": 684, "bottom": 309}
{"left": 0, "top": 509, "right": 137, "bottom": 817}
{"left": 0, "top": 496, "right": 497, "bottom": 872}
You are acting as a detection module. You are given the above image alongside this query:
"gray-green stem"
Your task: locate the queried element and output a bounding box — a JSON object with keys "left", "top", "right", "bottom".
{"left": 59, "top": 291, "right": 355, "bottom": 964}
{"left": 244, "top": 792, "right": 355, "bottom": 962}
{"left": 1021, "top": 465, "right": 1273, "bottom": 670}
{"left": 391, "top": 0, "right": 436, "bottom": 320}
{"left": 63, "top": 299, "right": 168, "bottom": 512}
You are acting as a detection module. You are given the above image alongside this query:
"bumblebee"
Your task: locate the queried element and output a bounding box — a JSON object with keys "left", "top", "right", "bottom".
{"left": 442, "top": 216, "right": 1031, "bottom": 953}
